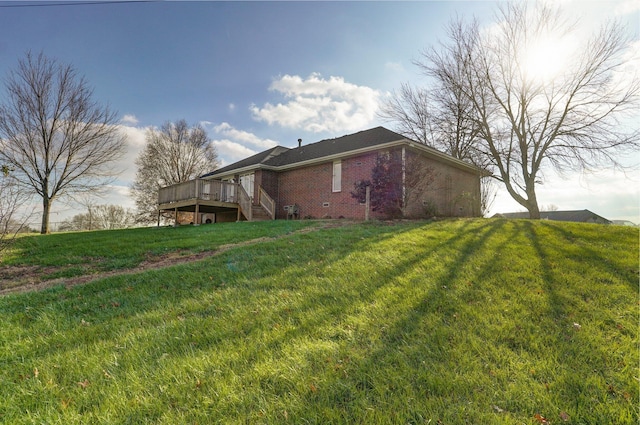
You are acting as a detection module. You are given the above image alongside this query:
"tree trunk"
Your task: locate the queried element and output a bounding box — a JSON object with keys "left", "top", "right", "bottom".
{"left": 526, "top": 201, "right": 541, "bottom": 219}
{"left": 41, "top": 196, "right": 51, "bottom": 234}
{"left": 525, "top": 182, "right": 540, "bottom": 219}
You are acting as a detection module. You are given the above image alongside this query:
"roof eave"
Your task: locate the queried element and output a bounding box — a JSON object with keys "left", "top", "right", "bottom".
{"left": 205, "top": 138, "right": 482, "bottom": 178}
{"left": 203, "top": 164, "right": 266, "bottom": 180}
{"left": 403, "top": 141, "right": 485, "bottom": 174}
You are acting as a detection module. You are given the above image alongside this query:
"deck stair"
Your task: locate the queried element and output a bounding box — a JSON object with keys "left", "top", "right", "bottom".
{"left": 249, "top": 205, "right": 272, "bottom": 221}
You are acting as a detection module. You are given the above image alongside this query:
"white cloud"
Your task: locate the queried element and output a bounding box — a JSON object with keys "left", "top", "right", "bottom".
{"left": 114, "top": 124, "right": 148, "bottom": 184}
{"left": 251, "top": 73, "right": 382, "bottom": 133}
{"left": 385, "top": 61, "right": 405, "bottom": 73}
{"left": 614, "top": 0, "right": 640, "bottom": 15}
{"left": 99, "top": 184, "right": 136, "bottom": 209}
{"left": 210, "top": 139, "right": 258, "bottom": 166}
{"left": 619, "top": 39, "right": 640, "bottom": 83}
{"left": 228, "top": 103, "right": 236, "bottom": 112}
{"left": 213, "top": 122, "right": 278, "bottom": 150}
{"left": 120, "top": 114, "right": 139, "bottom": 125}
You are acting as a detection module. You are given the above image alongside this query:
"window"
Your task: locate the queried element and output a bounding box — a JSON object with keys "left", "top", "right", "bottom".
{"left": 332, "top": 160, "right": 342, "bottom": 192}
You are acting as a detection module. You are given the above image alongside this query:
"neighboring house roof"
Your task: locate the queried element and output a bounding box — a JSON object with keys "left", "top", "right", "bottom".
{"left": 202, "top": 126, "right": 481, "bottom": 179}
{"left": 493, "top": 209, "right": 612, "bottom": 224}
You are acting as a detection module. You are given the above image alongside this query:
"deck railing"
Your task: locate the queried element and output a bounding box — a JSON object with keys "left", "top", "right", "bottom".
{"left": 158, "top": 179, "right": 239, "bottom": 205}
{"left": 158, "top": 179, "right": 278, "bottom": 222}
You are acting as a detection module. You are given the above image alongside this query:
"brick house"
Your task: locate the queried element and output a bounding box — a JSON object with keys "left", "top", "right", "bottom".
{"left": 158, "top": 127, "right": 484, "bottom": 223}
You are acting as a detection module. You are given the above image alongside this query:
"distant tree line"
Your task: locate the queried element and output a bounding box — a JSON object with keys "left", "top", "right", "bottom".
{"left": 58, "top": 204, "right": 137, "bottom": 232}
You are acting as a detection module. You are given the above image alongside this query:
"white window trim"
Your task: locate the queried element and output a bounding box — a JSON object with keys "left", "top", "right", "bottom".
{"left": 332, "top": 160, "right": 342, "bottom": 192}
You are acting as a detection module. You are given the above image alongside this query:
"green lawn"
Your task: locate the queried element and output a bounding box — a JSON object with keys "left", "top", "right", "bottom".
{"left": 1, "top": 220, "right": 317, "bottom": 282}
{"left": 0, "top": 219, "right": 637, "bottom": 424}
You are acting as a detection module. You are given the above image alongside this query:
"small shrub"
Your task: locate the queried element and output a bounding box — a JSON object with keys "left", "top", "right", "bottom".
{"left": 423, "top": 200, "right": 438, "bottom": 217}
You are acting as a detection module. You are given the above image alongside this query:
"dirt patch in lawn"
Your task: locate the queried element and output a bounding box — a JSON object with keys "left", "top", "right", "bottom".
{"left": 0, "top": 221, "right": 352, "bottom": 296}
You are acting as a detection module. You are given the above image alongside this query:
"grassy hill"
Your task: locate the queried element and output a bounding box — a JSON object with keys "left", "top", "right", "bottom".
{"left": 0, "top": 219, "right": 637, "bottom": 424}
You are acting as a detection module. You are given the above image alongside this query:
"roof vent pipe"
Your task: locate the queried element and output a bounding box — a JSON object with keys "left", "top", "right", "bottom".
{"left": 298, "top": 138, "right": 302, "bottom": 148}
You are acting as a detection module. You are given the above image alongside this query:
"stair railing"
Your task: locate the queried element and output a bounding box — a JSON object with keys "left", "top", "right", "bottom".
{"left": 258, "top": 186, "right": 276, "bottom": 220}
{"left": 237, "top": 184, "right": 252, "bottom": 221}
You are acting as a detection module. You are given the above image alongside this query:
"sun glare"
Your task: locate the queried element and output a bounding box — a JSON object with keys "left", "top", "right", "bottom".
{"left": 522, "top": 35, "right": 574, "bottom": 82}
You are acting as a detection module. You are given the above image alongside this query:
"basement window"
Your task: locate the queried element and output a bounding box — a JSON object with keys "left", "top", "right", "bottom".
{"left": 323, "top": 202, "right": 330, "bottom": 208}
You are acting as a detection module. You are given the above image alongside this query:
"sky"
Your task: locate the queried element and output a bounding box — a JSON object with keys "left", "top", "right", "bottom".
{"left": 0, "top": 0, "right": 638, "bottom": 226}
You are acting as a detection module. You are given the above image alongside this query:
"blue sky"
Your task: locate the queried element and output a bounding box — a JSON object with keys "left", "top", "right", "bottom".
{"left": 1, "top": 0, "right": 638, "bottom": 224}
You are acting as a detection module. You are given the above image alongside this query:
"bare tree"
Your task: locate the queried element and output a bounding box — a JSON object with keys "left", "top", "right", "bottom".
{"left": 131, "top": 119, "right": 219, "bottom": 223}
{"left": 420, "top": 3, "right": 639, "bottom": 218}
{"left": 0, "top": 52, "right": 126, "bottom": 233}
{"left": 92, "top": 204, "right": 136, "bottom": 229}
{"left": 380, "top": 32, "right": 495, "bottom": 215}
{"left": 0, "top": 166, "right": 33, "bottom": 252}
{"left": 380, "top": 84, "right": 437, "bottom": 147}
{"left": 59, "top": 204, "right": 136, "bottom": 231}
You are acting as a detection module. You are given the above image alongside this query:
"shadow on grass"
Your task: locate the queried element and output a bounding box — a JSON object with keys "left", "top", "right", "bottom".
{"left": 540, "top": 220, "right": 639, "bottom": 292}
{"left": 0, "top": 219, "right": 637, "bottom": 424}
{"left": 0, "top": 222, "right": 422, "bottom": 416}
{"left": 520, "top": 220, "right": 638, "bottom": 422}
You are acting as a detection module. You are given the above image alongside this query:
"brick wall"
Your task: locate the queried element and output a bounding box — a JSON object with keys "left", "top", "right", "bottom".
{"left": 255, "top": 169, "right": 279, "bottom": 207}
{"left": 275, "top": 152, "right": 381, "bottom": 220}
{"left": 403, "top": 149, "right": 481, "bottom": 218}
{"left": 261, "top": 146, "right": 481, "bottom": 220}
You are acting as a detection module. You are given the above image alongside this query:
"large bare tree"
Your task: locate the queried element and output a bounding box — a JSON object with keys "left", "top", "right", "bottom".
{"left": 131, "top": 119, "right": 219, "bottom": 223}
{"left": 0, "top": 52, "right": 126, "bottom": 233}
{"left": 421, "top": 3, "right": 638, "bottom": 218}
{"left": 382, "top": 2, "right": 640, "bottom": 218}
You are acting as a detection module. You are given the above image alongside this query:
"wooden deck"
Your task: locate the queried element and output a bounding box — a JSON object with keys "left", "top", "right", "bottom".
{"left": 158, "top": 179, "right": 275, "bottom": 223}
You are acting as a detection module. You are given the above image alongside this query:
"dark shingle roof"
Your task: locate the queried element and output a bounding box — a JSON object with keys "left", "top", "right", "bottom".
{"left": 494, "top": 209, "right": 612, "bottom": 224}
{"left": 203, "top": 126, "right": 480, "bottom": 178}
{"left": 263, "top": 127, "right": 406, "bottom": 167}
{"left": 204, "top": 127, "right": 407, "bottom": 178}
